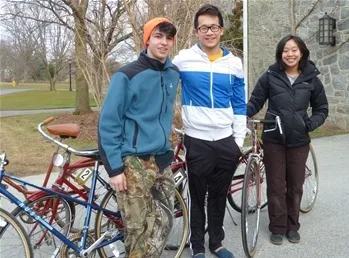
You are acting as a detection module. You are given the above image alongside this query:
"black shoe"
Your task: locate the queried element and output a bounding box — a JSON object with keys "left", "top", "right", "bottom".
{"left": 270, "top": 233, "right": 283, "bottom": 245}
{"left": 286, "top": 231, "right": 300, "bottom": 243}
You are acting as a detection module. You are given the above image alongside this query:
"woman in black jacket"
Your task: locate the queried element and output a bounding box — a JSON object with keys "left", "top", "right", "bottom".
{"left": 247, "top": 35, "right": 328, "bottom": 245}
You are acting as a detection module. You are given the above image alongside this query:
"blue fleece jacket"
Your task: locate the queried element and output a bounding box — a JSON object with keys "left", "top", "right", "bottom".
{"left": 98, "top": 51, "right": 180, "bottom": 177}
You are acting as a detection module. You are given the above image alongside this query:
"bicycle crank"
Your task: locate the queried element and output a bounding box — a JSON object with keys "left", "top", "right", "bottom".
{"left": 60, "top": 233, "right": 96, "bottom": 258}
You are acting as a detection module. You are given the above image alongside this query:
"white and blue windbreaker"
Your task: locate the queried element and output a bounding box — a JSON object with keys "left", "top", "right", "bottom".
{"left": 173, "top": 44, "right": 247, "bottom": 147}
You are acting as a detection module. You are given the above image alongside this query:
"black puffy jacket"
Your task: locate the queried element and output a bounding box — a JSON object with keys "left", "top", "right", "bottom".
{"left": 247, "top": 61, "right": 328, "bottom": 147}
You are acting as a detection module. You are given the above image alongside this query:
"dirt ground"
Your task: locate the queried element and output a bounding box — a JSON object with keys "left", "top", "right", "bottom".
{"left": 56, "top": 106, "right": 183, "bottom": 142}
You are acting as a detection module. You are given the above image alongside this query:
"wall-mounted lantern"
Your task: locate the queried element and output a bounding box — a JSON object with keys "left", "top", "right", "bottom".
{"left": 319, "top": 12, "right": 336, "bottom": 46}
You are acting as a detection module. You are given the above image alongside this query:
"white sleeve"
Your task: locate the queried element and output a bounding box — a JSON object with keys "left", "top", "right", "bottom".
{"left": 172, "top": 53, "right": 182, "bottom": 70}
{"left": 233, "top": 115, "right": 247, "bottom": 147}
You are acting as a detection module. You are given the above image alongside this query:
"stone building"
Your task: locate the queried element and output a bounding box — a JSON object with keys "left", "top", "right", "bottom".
{"left": 246, "top": 0, "right": 349, "bottom": 130}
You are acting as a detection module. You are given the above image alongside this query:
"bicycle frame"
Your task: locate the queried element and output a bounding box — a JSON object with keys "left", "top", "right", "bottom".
{"left": 0, "top": 158, "right": 123, "bottom": 257}
{"left": 3, "top": 142, "right": 97, "bottom": 200}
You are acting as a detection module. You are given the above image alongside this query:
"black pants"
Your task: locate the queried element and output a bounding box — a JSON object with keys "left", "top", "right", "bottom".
{"left": 184, "top": 135, "right": 241, "bottom": 255}
{"left": 263, "top": 141, "right": 309, "bottom": 234}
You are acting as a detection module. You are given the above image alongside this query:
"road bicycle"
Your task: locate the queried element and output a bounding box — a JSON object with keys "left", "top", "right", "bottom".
{"left": 241, "top": 116, "right": 319, "bottom": 258}
{"left": 0, "top": 118, "right": 187, "bottom": 258}
{"left": 229, "top": 138, "right": 318, "bottom": 217}
{"left": 5, "top": 118, "right": 109, "bottom": 257}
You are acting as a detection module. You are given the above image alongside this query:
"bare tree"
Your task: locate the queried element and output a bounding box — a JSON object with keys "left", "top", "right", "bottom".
{"left": 1, "top": 3, "right": 73, "bottom": 90}
{"left": 1, "top": 18, "right": 38, "bottom": 84}
{"left": 123, "top": 0, "right": 207, "bottom": 56}
{"left": 2, "top": 0, "right": 134, "bottom": 114}
{"left": 0, "top": 39, "right": 18, "bottom": 82}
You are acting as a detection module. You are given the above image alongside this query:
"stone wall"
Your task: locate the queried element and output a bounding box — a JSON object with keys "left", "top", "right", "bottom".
{"left": 247, "top": 0, "right": 349, "bottom": 130}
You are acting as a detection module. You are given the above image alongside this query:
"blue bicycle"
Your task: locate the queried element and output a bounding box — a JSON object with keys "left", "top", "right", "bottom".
{"left": 0, "top": 117, "right": 186, "bottom": 258}
{"left": 0, "top": 151, "right": 123, "bottom": 257}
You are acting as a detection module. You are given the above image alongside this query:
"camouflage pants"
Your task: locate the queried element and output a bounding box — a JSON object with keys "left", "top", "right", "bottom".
{"left": 116, "top": 156, "right": 175, "bottom": 258}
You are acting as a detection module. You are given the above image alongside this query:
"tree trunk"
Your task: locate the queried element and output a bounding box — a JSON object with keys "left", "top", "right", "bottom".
{"left": 46, "top": 66, "right": 56, "bottom": 91}
{"left": 74, "top": 16, "right": 92, "bottom": 114}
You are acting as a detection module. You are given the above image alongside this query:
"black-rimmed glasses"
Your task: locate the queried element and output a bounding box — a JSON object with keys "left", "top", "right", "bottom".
{"left": 197, "top": 24, "right": 221, "bottom": 33}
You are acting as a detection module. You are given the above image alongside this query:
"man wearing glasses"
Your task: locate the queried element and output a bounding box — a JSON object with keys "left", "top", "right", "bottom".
{"left": 173, "top": 4, "right": 246, "bottom": 258}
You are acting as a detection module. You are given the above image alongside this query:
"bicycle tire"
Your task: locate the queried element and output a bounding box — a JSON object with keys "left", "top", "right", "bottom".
{"left": 164, "top": 189, "right": 189, "bottom": 253}
{"left": 300, "top": 144, "right": 319, "bottom": 213}
{"left": 241, "top": 157, "right": 261, "bottom": 258}
{"left": 228, "top": 150, "right": 268, "bottom": 213}
{"left": 95, "top": 189, "right": 188, "bottom": 258}
{"left": 11, "top": 195, "right": 72, "bottom": 258}
{"left": 0, "top": 207, "right": 33, "bottom": 258}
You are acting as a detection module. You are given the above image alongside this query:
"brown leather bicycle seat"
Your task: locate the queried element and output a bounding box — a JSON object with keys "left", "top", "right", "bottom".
{"left": 47, "top": 124, "right": 79, "bottom": 138}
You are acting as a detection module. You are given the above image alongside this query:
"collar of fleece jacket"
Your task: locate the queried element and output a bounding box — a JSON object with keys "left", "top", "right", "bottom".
{"left": 139, "top": 50, "right": 173, "bottom": 71}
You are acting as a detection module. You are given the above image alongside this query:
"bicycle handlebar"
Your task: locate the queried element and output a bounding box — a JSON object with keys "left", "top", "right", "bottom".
{"left": 0, "top": 152, "right": 9, "bottom": 169}
{"left": 173, "top": 128, "right": 184, "bottom": 136}
{"left": 38, "top": 118, "right": 99, "bottom": 157}
{"left": 248, "top": 115, "right": 284, "bottom": 136}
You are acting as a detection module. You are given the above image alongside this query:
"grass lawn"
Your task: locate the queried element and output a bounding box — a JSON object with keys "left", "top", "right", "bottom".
{"left": 0, "top": 82, "right": 76, "bottom": 90}
{"left": 0, "top": 90, "right": 96, "bottom": 110}
{"left": 0, "top": 113, "right": 97, "bottom": 177}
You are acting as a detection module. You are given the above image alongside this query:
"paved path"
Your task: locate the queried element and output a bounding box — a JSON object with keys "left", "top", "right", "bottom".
{"left": 0, "top": 107, "right": 101, "bottom": 117}
{"left": 1, "top": 134, "right": 348, "bottom": 258}
{"left": 0, "top": 88, "right": 32, "bottom": 95}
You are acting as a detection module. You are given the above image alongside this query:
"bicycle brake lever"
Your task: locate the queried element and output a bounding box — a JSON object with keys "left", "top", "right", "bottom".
{"left": 275, "top": 116, "right": 283, "bottom": 135}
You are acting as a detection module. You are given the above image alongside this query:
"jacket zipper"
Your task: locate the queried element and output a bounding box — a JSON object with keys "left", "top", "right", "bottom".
{"left": 159, "top": 72, "right": 166, "bottom": 149}
{"left": 210, "top": 63, "right": 214, "bottom": 108}
{"left": 164, "top": 77, "right": 170, "bottom": 113}
{"left": 122, "top": 120, "right": 126, "bottom": 145}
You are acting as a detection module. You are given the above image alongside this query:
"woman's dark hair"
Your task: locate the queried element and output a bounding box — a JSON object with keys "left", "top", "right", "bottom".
{"left": 157, "top": 22, "right": 177, "bottom": 37}
{"left": 275, "top": 34, "right": 310, "bottom": 71}
{"left": 194, "top": 4, "right": 224, "bottom": 29}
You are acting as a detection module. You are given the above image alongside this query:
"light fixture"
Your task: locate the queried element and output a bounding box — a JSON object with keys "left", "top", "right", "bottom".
{"left": 319, "top": 12, "right": 336, "bottom": 46}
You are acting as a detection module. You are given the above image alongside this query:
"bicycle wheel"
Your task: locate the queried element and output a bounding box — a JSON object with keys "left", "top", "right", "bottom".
{"left": 228, "top": 151, "right": 267, "bottom": 213}
{"left": 11, "top": 195, "right": 72, "bottom": 258}
{"left": 300, "top": 144, "right": 319, "bottom": 213}
{"left": 241, "top": 157, "right": 261, "bottom": 258}
{"left": 163, "top": 189, "right": 189, "bottom": 254}
{"left": 95, "top": 189, "right": 187, "bottom": 258}
{"left": 0, "top": 207, "right": 33, "bottom": 258}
